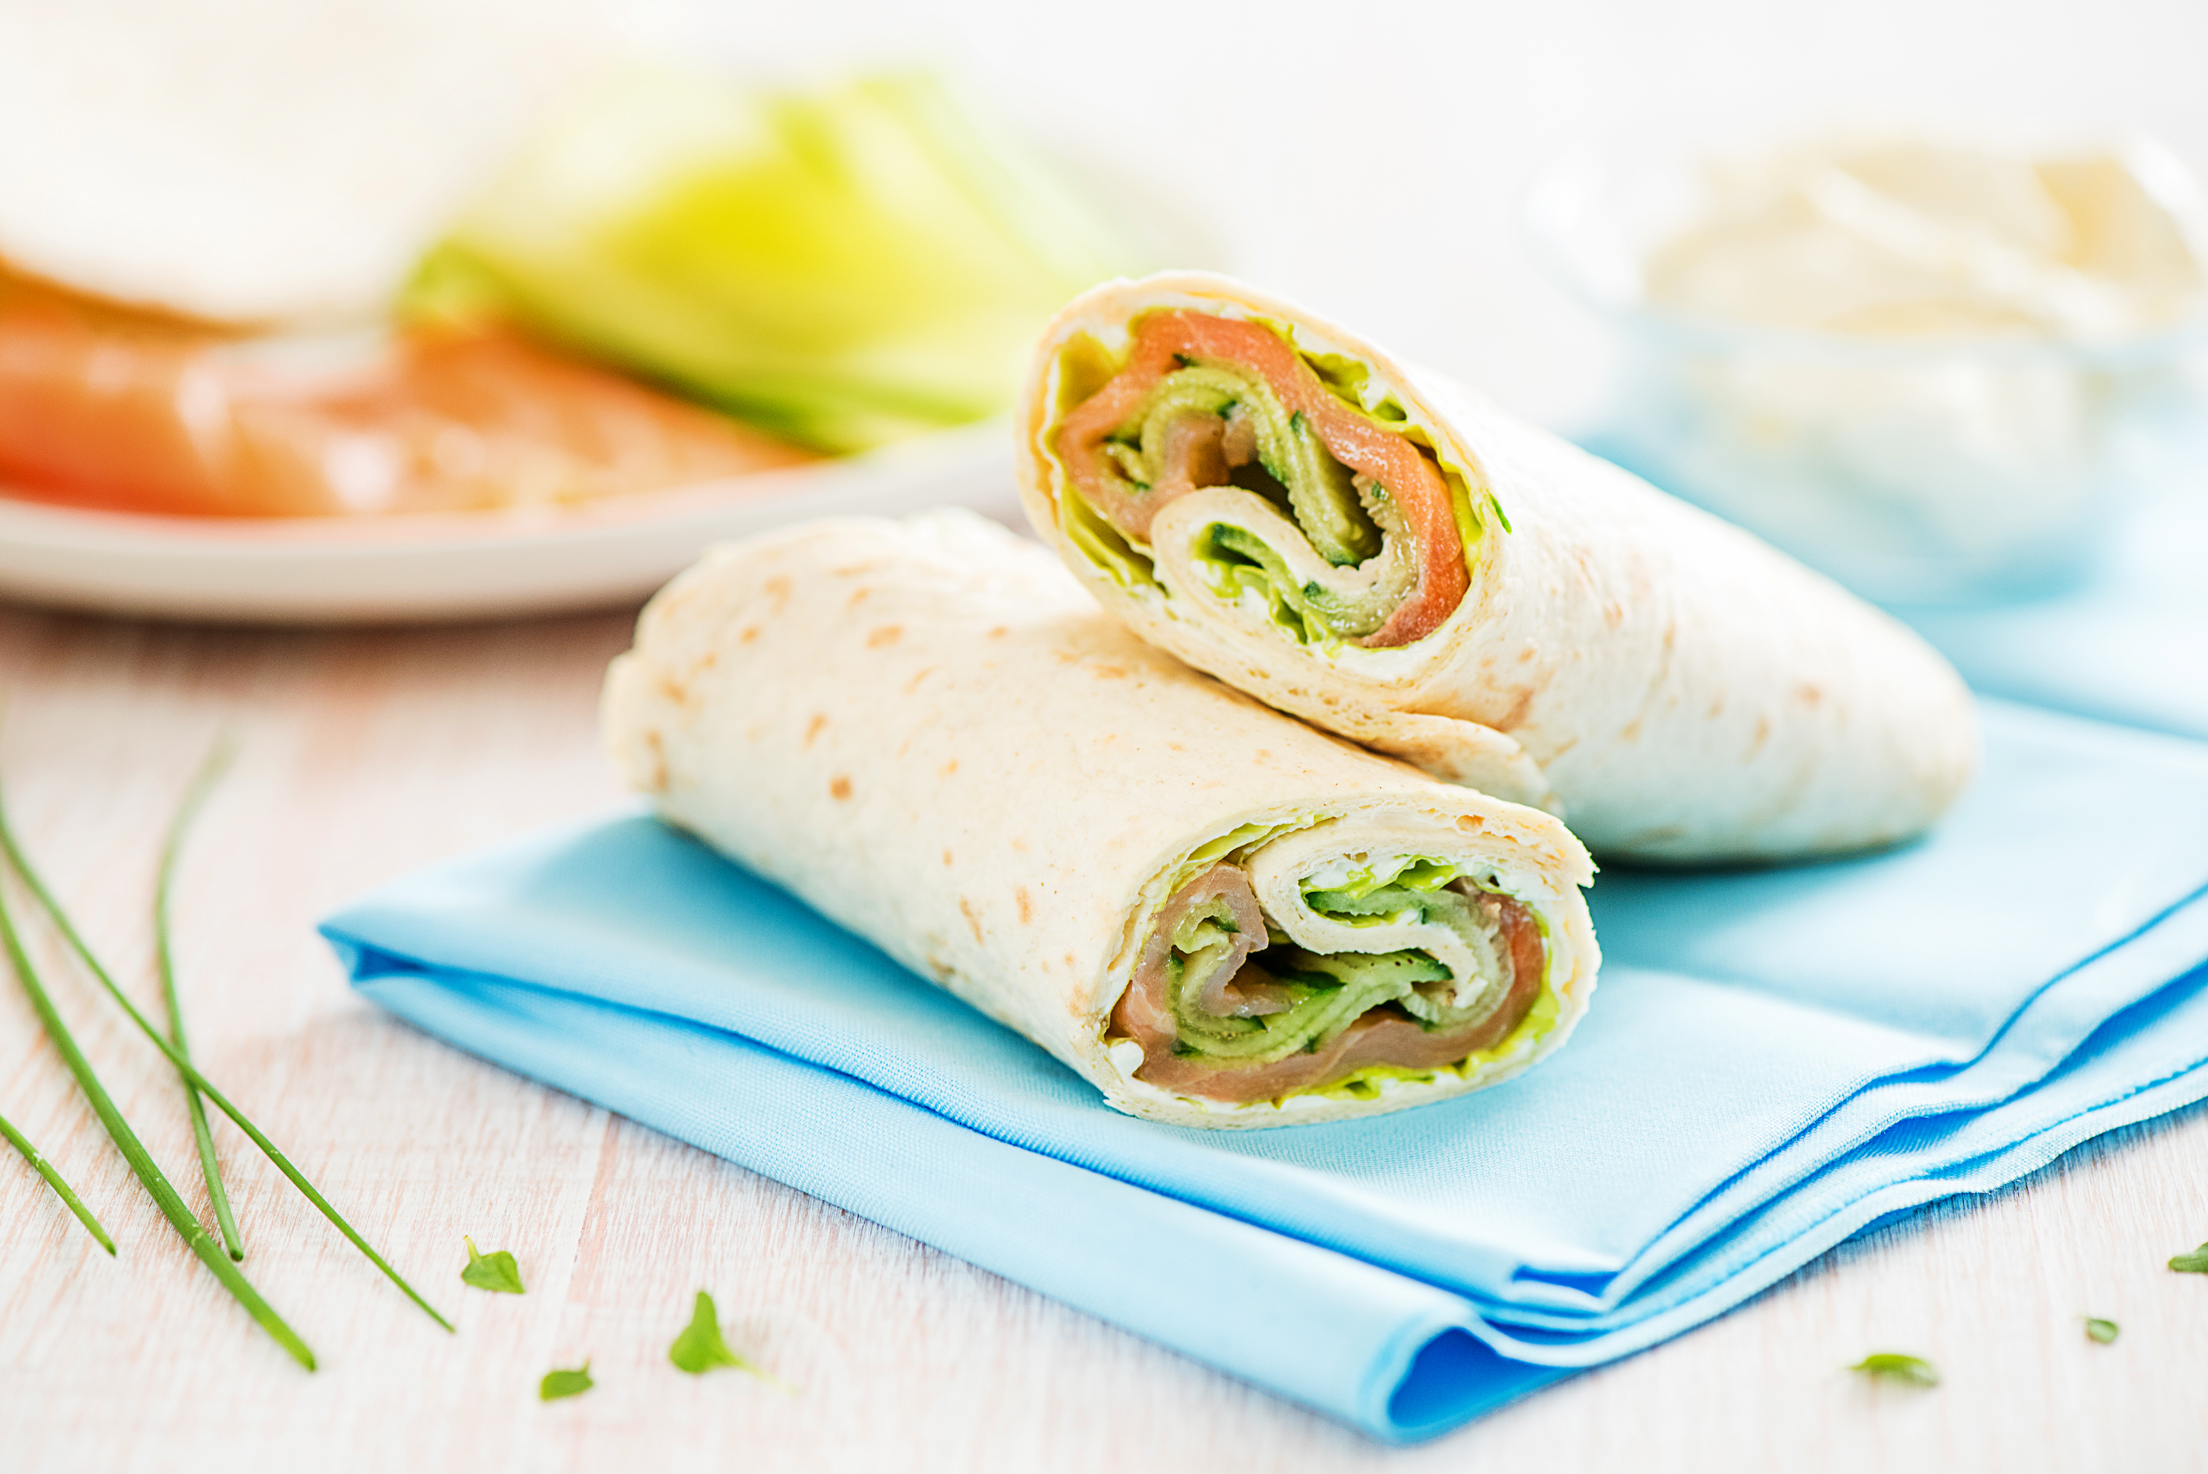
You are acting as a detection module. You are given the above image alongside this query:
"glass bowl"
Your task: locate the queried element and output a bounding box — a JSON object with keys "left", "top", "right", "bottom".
{"left": 1525, "top": 140, "right": 2208, "bottom": 606}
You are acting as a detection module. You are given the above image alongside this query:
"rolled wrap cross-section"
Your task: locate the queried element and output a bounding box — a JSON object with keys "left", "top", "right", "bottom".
{"left": 1016, "top": 271, "right": 1979, "bottom": 862}
{"left": 602, "top": 509, "right": 1597, "bottom": 1128}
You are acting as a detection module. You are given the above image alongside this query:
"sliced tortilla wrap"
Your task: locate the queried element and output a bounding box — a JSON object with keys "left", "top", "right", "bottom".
{"left": 1015, "top": 271, "right": 1978, "bottom": 861}
{"left": 602, "top": 509, "right": 1597, "bottom": 1129}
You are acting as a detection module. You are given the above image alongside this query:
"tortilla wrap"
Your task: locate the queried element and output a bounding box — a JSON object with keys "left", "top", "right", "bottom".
{"left": 1015, "top": 271, "right": 1978, "bottom": 861}
{"left": 602, "top": 509, "right": 1598, "bottom": 1128}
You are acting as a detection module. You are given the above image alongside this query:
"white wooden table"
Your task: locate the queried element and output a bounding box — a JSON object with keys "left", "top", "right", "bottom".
{"left": 1, "top": 603, "right": 2202, "bottom": 1473}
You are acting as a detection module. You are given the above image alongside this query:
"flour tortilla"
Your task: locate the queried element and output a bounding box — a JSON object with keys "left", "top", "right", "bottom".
{"left": 1016, "top": 272, "right": 1979, "bottom": 861}
{"left": 602, "top": 509, "right": 1597, "bottom": 1128}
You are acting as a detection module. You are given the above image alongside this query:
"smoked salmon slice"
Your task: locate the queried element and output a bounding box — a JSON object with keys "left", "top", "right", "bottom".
{"left": 1055, "top": 310, "right": 1468, "bottom": 647}
{"left": 0, "top": 271, "right": 814, "bottom": 519}
{"left": 1110, "top": 863, "right": 1545, "bottom": 1104}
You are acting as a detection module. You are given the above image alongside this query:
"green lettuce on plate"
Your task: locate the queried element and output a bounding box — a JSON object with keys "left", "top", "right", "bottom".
{"left": 409, "top": 70, "right": 1145, "bottom": 454}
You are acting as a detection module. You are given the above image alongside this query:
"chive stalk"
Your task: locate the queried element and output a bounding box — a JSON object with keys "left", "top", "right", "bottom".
{"left": 0, "top": 874, "right": 316, "bottom": 1368}
{"left": 0, "top": 784, "right": 456, "bottom": 1336}
{"left": 156, "top": 735, "right": 245, "bottom": 1261}
{"left": 0, "top": 1105, "right": 117, "bottom": 1253}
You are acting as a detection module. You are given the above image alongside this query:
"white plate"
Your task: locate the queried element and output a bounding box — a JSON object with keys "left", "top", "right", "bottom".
{"left": 0, "top": 422, "right": 1019, "bottom": 624}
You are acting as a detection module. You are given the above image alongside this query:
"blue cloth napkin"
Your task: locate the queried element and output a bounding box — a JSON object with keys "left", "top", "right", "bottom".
{"left": 323, "top": 700, "right": 2208, "bottom": 1442}
{"left": 1893, "top": 494, "right": 2208, "bottom": 742}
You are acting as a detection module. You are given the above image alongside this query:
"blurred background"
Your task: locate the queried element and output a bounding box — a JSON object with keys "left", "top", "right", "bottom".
{"left": 639, "top": 0, "right": 2208, "bottom": 428}
{"left": 19, "top": 0, "right": 2204, "bottom": 420}
{"left": 2, "top": 0, "right": 2204, "bottom": 675}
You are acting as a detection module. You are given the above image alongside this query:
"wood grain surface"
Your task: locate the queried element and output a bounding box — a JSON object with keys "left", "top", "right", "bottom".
{"left": 1, "top": 603, "right": 2203, "bottom": 1474}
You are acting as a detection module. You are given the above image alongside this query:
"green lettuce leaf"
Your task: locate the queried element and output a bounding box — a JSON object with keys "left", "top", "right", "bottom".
{"left": 1166, "top": 857, "right": 1515, "bottom": 1063}
{"left": 668, "top": 1289, "right": 789, "bottom": 1389}
{"left": 1849, "top": 1352, "right": 1939, "bottom": 1387}
{"left": 460, "top": 1236, "right": 525, "bottom": 1294}
{"left": 539, "top": 1363, "right": 594, "bottom": 1400}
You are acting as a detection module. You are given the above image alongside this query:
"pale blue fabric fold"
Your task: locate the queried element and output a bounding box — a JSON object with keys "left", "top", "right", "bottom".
{"left": 323, "top": 700, "right": 2208, "bottom": 1442}
{"left": 1893, "top": 495, "right": 2208, "bottom": 741}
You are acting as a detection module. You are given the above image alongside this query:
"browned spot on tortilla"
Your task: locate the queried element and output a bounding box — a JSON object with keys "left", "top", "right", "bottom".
{"left": 942, "top": 849, "right": 954, "bottom": 867}
{"left": 1619, "top": 718, "right": 1642, "bottom": 741}
{"left": 1256, "top": 749, "right": 1273, "bottom": 762}
{"left": 1455, "top": 813, "right": 1484, "bottom": 832}
{"left": 904, "top": 665, "right": 938, "bottom": 694}
{"left": 1493, "top": 687, "right": 1536, "bottom": 733}
{"left": 1516, "top": 645, "right": 1537, "bottom": 664}
{"left": 763, "top": 575, "right": 792, "bottom": 610}
{"left": 1664, "top": 622, "right": 1678, "bottom": 649}
{"left": 927, "top": 955, "right": 954, "bottom": 981}
{"left": 1015, "top": 887, "right": 1035, "bottom": 925}
{"left": 988, "top": 625, "right": 1009, "bottom": 639}
{"left": 1168, "top": 742, "right": 1185, "bottom": 752}
{"left": 1749, "top": 715, "right": 1772, "bottom": 757}
{"left": 1796, "top": 683, "right": 1824, "bottom": 708}
{"left": 639, "top": 730, "right": 668, "bottom": 793}
{"left": 959, "top": 897, "right": 984, "bottom": 943}
{"left": 846, "top": 587, "right": 872, "bottom": 609}
{"left": 1707, "top": 697, "right": 1724, "bottom": 718}
{"left": 940, "top": 759, "right": 958, "bottom": 778}
{"left": 1063, "top": 952, "right": 1076, "bottom": 967}
{"left": 829, "top": 775, "right": 853, "bottom": 800}
{"left": 867, "top": 624, "right": 903, "bottom": 648}
{"left": 1011, "top": 837, "right": 1029, "bottom": 853}
{"left": 1604, "top": 599, "right": 1625, "bottom": 628}
{"left": 1091, "top": 663, "right": 1127, "bottom": 679}
{"left": 739, "top": 625, "right": 760, "bottom": 644}
{"left": 656, "top": 674, "right": 688, "bottom": 707}
{"left": 804, "top": 713, "right": 828, "bottom": 746}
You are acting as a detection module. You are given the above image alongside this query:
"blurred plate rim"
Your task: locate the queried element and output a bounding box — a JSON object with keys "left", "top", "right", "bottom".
{"left": 0, "top": 418, "right": 1016, "bottom": 625}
